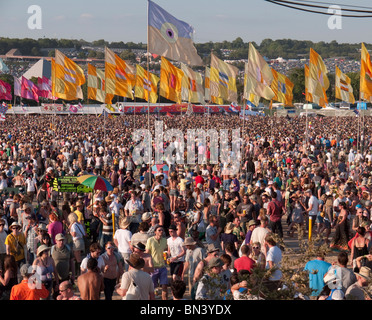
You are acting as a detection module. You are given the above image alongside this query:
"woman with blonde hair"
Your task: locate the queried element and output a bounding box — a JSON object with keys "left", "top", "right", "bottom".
{"left": 68, "top": 213, "right": 86, "bottom": 270}
{"left": 249, "top": 242, "right": 266, "bottom": 269}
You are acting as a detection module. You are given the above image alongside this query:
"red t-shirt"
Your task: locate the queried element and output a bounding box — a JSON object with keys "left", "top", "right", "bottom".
{"left": 234, "top": 256, "right": 256, "bottom": 273}
{"left": 195, "top": 176, "right": 204, "bottom": 187}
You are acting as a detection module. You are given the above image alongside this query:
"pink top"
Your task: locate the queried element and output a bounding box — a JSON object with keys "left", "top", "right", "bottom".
{"left": 48, "top": 221, "right": 64, "bottom": 244}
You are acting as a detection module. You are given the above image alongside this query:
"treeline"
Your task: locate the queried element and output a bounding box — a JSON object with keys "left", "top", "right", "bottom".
{"left": 0, "top": 36, "right": 371, "bottom": 60}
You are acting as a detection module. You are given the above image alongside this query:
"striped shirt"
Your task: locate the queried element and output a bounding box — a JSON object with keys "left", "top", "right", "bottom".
{"left": 101, "top": 213, "right": 113, "bottom": 235}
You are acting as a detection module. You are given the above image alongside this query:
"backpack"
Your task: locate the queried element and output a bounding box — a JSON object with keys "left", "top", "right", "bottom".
{"left": 124, "top": 270, "right": 141, "bottom": 300}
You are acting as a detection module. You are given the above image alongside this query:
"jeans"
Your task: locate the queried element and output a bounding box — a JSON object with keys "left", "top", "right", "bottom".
{"left": 99, "top": 233, "right": 112, "bottom": 251}
{"left": 223, "top": 180, "right": 231, "bottom": 191}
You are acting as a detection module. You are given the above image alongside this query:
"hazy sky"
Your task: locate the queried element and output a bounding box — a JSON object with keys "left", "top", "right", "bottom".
{"left": 1, "top": 0, "right": 372, "bottom": 45}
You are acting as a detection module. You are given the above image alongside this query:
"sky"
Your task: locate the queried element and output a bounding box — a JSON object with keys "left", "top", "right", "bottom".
{"left": 1, "top": 0, "right": 372, "bottom": 45}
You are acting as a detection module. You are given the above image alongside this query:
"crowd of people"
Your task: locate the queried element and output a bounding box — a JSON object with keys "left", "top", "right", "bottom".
{"left": 0, "top": 112, "right": 371, "bottom": 300}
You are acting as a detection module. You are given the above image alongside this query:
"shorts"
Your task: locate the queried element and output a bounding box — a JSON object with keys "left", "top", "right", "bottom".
{"left": 73, "top": 238, "right": 85, "bottom": 252}
{"left": 316, "top": 215, "right": 324, "bottom": 224}
{"left": 323, "top": 219, "right": 331, "bottom": 229}
{"left": 170, "top": 261, "right": 184, "bottom": 277}
{"left": 169, "top": 189, "right": 178, "bottom": 197}
{"left": 151, "top": 267, "right": 169, "bottom": 287}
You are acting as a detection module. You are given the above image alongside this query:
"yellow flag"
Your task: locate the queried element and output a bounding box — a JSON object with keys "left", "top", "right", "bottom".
{"left": 181, "top": 63, "right": 205, "bottom": 104}
{"left": 335, "top": 66, "right": 355, "bottom": 104}
{"left": 159, "top": 57, "right": 184, "bottom": 104}
{"left": 210, "top": 53, "right": 238, "bottom": 104}
{"left": 271, "top": 68, "right": 294, "bottom": 106}
{"left": 87, "top": 64, "right": 113, "bottom": 104}
{"left": 52, "top": 50, "right": 85, "bottom": 100}
{"left": 105, "top": 47, "right": 135, "bottom": 99}
{"left": 204, "top": 67, "right": 223, "bottom": 104}
{"left": 305, "top": 64, "right": 327, "bottom": 107}
{"left": 244, "top": 43, "right": 274, "bottom": 101}
{"left": 135, "top": 64, "right": 159, "bottom": 104}
{"left": 360, "top": 43, "right": 372, "bottom": 101}
{"left": 307, "top": 48, "right": 329, "bottom": 107}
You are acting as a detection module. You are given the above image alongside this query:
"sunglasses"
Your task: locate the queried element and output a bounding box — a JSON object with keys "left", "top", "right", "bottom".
{"left": 252, "top": 247, "right": 260, "bottom": 249}
{"left": 0, "top": 224, "right": 4, "bottom": 227}
{"left": 106, "top": 247, "right": 113, "bottom": 249}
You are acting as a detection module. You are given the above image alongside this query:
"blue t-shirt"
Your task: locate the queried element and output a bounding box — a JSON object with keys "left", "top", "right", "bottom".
{"left": 304, "top": 259, "right": 332, "bottom": 296}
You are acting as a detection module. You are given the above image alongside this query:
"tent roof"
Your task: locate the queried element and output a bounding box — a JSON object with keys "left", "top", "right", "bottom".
{"left": 22, "top": 58, "right": 51, "bottom": 80}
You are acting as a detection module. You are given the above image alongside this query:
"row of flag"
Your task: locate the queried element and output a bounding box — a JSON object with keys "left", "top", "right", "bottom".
{"left": 0, "top": 0, "right": 370, "bottom": 112}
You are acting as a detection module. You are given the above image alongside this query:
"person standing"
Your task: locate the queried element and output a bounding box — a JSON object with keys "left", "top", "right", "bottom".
{"left": 145, "top": 225, "right": 168, "bottom": 300}
{"left": 50, "top": 233, "right": 75, "bottom": 289}
{"left": 304, "top": 252, "right": 332, "bottom": 298}
{"left": 101, "top": 241, "right": 123, "bottom": 300}
{"left": 116, "top": 253, "right": 155, "bottom": 300}
{"left": 264, "top": 235, "right": 283, "bottom": 291}
{"left": 234, "top": 245, "right": 256, "bottom": 273}
{"left": 267, "top": 191, "right": 284, "bottom": 239}
{"left": 250, "top": 216, "right": 271, "bottom": 256}
{"left": 345, "top": 266, "right": 371, "bottom": 300}
{"left": 113, "top": 216, "right": 132, "bottom": 272}
{"left": 167, "top": 225, "right": 186, "bottom": 281}
{"left": 305, "top": 189, "right": 319, "bottom": 236}
{"left": 181, "top": 237, "right": 205, "bottom": 296}
{"left": 77, "top": 257, "right": 104, "bottom": 300}
{"left": 5, "top": 222, "right": 27, "bottom": 269}
{"left": 10, "top": 264, "right": 49, "bottom": 300}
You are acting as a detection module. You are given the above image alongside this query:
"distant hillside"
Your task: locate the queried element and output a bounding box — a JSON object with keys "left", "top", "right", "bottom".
{"left": 0, "top": 37, "right": 369, "bottom": 60}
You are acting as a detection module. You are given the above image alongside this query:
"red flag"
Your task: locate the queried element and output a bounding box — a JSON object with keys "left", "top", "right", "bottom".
{"left": 21, "top": 76, "right": 39, "bottom": 101}
{"left": 0, "top": 79, "right": 12, "bottom": 100}
{"left": 166, "top": 112, "right": 174, "bottom": 118}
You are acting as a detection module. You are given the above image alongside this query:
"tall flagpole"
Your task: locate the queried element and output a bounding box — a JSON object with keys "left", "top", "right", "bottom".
{"left": 146, "top": 0, "right": 153, "bottom": 185}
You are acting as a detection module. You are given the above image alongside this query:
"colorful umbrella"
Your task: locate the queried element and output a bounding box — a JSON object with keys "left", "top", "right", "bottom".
{"left": 152, "top": 164, "right": 169, "bottom": 175}
{"left": 76, "top": 175, "right": 113, "bottom": 191}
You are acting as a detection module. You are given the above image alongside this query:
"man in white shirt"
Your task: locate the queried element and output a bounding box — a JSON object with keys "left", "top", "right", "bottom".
{"left": 264, "top": 234, "right": 282, "bottom": 291}
{"left": 167, "top": 225, "right": 186, "bottom": 281}
{"left": 250, "top": 215, "right": 271, "bottom": 256}
{"left": 25, "top": 175, "right": 37, "bottom": 201}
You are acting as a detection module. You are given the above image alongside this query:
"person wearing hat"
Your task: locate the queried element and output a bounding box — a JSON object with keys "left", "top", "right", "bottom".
{"left": 130, "top": 222, "right": 150, "bottom": 252}
{"left": 345, "top": 266, "right": 372, "bottom": 300}
{"left": 10, "top": 263, "right": 50, "bottom": 300}
{"left": 244, "top": 219, "right": 258, "bottom": 245}
{"left": 116, "top": 253, "right": 155, "bottom": 300}
{"left": 181, "top": 237, "right": 205, "bottom": 296}
{"left": 24, "top": 213, "right": 39, "bottom": 264}
{"left": 32, "top": 244, "right": 58, "bottom": 298}
{"left": 167, "top": 224, "right": 186, "bottom": 281}
{"left": 132, "top": 242, "right": 154, "bottom": 274}
{"left": 195, "top": 257, "right": 224, "bottom": 300}
{"left": 50, "top": 233, "right": 76, "bottom": 289}
{"left": 5, "top": 222, "right": 27, "bottom": 268}
{"left": 113, "top": 216, "right": 132, "bottom": 272}
{"left": 220, "top": 222, "right": 239, "bottom": 255}
{"left": 74, "top": 200, "right": 85, "bottom": 224}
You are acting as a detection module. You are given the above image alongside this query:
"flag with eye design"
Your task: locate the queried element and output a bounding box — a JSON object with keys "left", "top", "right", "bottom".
{"left": 148, "top": 0, "right": 203, "bottom": 66}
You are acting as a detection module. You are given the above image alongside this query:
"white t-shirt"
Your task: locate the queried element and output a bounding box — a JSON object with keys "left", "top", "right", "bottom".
{"left": 167, "top": 236, "right": 185, "bottom": 263}
{"left": 308, "top": 195, "right": 319, "bottom": 216}
{"left": 265, "top": 245, "right": 282, "bottom": 281}
{"left": 80, "top": 254, "right": 105, "bottom": 273}
{"left": 250, "top": 227, "right": 270, "bottom": 254}
{"left": 25, "top": 178, "right": 37, "bottom": 192}
{"left": 114, "top": 228, "right": 132, "bottom": 254}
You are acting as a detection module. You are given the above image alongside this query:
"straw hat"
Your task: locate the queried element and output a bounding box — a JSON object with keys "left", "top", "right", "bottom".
{"left": 355, "top": 266, "right": 371, "bottom": 281}
{"left": 183, "top": 237, "right": 197, "bottom": 246}
{"left": 206, "top": 243, "right": 220, "bottom": 254}
{"left": 225, "top": 222, "right": 235, "bottom": 234}
{"left": 141, "top": 212, "right": 152, "bottom": 221}
{"left": 9, "top": 222, "right": 21, "bottom": 230}
{"left": 37, "top": 244, "right": 50, "bottom": 256}
{"left": 37, "top": 223, "right": 48, "bottom": 232}
{"left": 120, "top": 216, "right": 131, "bottom": 229}
{"left": 194, "top": 202, "right": 203, "bottom": 210}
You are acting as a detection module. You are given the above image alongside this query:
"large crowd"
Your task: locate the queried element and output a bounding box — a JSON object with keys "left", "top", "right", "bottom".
{"left": 0, "top": 112, "right": 371, "bottom": 300}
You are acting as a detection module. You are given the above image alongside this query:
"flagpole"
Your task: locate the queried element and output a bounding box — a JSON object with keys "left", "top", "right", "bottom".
{"left": 146, "top": 0, "right": 152, "bottom": 183}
